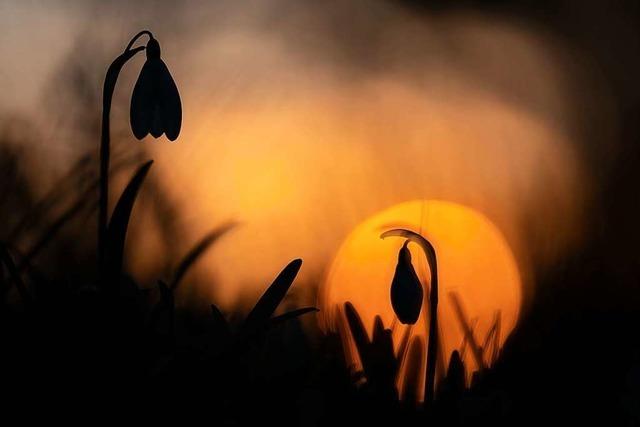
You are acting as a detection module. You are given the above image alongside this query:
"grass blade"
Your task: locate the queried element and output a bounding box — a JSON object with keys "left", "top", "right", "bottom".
{"left": 344, "top": 301, "right": 370, "bottom": 362}
{"left": 242, "top": 258, "right": 302, "bottom": 333}
{"left": 270, "top": 307, "right": 318, "bottom": 326}
{"left": 449, "top": 291, "right": 485, "bottom": 370}
{"left": 170, "top": 221, "right": 237, "bottom": 291}
{"left": 102, "top": 160, "right": 153, "bottom": 284}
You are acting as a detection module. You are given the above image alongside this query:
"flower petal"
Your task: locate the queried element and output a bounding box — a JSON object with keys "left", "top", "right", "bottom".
{"left": 150, "top": 104, "right": 164, "bottom": 138}
{"left": 130, "top": 61, "right": 156, "bottom": 140}
{"left": 155, "top": 59, "right": 182, "bottom": 141}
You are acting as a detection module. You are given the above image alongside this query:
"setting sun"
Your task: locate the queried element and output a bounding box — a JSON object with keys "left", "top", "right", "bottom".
{"left": 319, "top": 200, "right": 522, "bottom": 400}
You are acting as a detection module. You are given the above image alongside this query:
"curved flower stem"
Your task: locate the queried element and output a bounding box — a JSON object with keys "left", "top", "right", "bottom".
{"left": 380, "top": 228, "right": 438, "bottom": 406}
{"left": 98, "top": 31, "right": 152, "bottom": 270}
{"left": 125, "top": 30, "right": 153, "bottom": 52}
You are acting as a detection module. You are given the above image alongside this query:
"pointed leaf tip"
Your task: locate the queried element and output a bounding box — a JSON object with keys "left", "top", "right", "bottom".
{"left": 242, "top": 258, "right": 303, "bottom": 331}
{"left": 344, "top": 302, "right": 370, "bottom": 361}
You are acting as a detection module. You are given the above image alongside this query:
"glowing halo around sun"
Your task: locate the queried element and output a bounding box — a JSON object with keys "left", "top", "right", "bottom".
{"left": 318, "top": 200, "right": 522, "bottom": 401}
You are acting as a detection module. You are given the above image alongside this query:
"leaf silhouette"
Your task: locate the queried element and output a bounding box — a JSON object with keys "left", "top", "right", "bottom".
{"left": 11, "top": 150, "right": 139, "bottom": 261}
{"left": 344, "top": 302, "right": 398, "bottom": 399}
{"left": 169, "top": 221, "right": 237, "bottom": 291}
{"left": 344, "top": 301, "right": 370, "bottom": 360}
{"left": 102, "top": 160, "right": 153, "bottom": 283}
{"left": 482, "top": 310, "right": 501, "bottom": 365}
{"left": 446, "top": 350, "right": 466, "bottom": 393}
{"left": 270, "top": 307, "right": 319, "bottom": 326}
{"left": 242, "top": 258, "right": 302, "bottom": 333}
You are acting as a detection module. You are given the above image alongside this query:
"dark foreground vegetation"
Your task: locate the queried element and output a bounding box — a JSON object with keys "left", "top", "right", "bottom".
{"left": 3, "top": 15, "right": 640, "bottom": 424}
{"left": 1, "top": 170, "right": 639, "bottom": 425}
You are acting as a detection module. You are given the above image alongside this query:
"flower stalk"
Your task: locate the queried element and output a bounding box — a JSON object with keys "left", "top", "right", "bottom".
{"left": 381, "top": 228, "right": 439, "bottom": 406}
{"left": 98, "top": 30, "right": 181, "bottom": 270}
{"left": 98, "top": 31, "right": 151, "bottom": 266}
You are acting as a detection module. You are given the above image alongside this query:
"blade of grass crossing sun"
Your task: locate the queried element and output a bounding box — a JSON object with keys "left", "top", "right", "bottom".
{"left": 449, "top": 291, "right": 486, "bottom": 371}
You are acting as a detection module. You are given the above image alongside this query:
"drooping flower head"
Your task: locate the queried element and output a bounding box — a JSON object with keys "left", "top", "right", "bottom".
{"left": 390, "top": 240, "right": 423, "bottom": 324}
{"left": 130, "top": 37, "right": 182, "bottom": 141}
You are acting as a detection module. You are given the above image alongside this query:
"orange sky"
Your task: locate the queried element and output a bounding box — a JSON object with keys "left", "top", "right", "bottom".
{"left": 0, "top": 1, "right": 588, "bottom": 315}
{"left": 141, "top": 74, "right": 584, "bottom": 310}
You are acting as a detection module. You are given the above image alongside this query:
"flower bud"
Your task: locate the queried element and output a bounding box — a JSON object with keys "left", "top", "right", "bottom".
{"left": 390, "top": 241, "right": 423, "bottom": 324}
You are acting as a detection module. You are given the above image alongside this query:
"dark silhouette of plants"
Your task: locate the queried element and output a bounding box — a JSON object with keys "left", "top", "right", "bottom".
{"left": 102, "top": 159, "right": 154, "bottom": 289}
{"left": 98, "top": 30, "right": 181, "bottom": 270}
{"left": 344, "top": 301, "right": 403, "bottom": 401}
{"left": 12, "top": 151, "right": 141, "bottom": 273}
{"left": 130, "top": 37, "right": 182, "bottom": 141}
{"left": 381, "top": 228, "right": 439, "bottom": 405}
{"left": 2, "top": 19, "right": 635, "bottom": 427}
{"left": 149, "top": 222, "right": 237, "bottom": 330}
{"left": 390, "top": 240, "right": 424, "bottom": 325}
{"left": 0, "top": 33, "right": 322, "bottom": 409}
{"left": 450, "top": 291, "right": 486, "bottom": 371}
{"left": 400, "top": 335, "right": 425, "bottom": 405}
{"left": 215, "top": 259, "right": 318, "bottom": 351}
